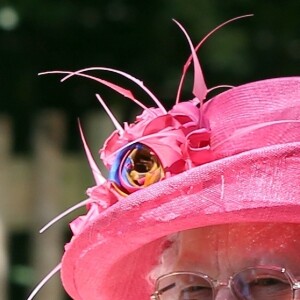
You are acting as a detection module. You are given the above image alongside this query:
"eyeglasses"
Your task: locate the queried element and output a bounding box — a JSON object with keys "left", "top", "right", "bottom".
{"left": 150, "top": 266, "right": 300, "bottom": 300}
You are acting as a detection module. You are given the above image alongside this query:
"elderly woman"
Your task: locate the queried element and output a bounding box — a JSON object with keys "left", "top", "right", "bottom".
{"left": 151, "top": 223, "right": 300, "bottom": 299}
{"left": 28, "top": 17, "right": 300, "bottom": 300}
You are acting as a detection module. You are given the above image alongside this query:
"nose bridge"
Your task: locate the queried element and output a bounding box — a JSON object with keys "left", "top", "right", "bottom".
{"left": 214, "top": 277, "right": 236, "bottom": 300}
{"left": 214, "top": 284, "right": 236, "bottom": 300}
{"left": 294, "top": 288, "right": 300, "bottom": 299}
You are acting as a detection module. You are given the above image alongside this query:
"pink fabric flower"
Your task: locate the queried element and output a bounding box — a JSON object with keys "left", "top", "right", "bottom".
{"left": 101, "top": 100, "right": 212, "bottom": 179}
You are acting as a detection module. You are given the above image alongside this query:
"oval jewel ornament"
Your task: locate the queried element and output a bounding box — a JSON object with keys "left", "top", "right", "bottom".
{"left": 109, "top": 143, "right": 165, "bottom": 196}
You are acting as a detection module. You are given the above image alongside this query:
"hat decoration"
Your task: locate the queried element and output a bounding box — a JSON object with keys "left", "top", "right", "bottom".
{"left": 26, "top": 14, "right": 300, "bottom": 300}
{"left": 37, "top": 15, "right": 251, "bottom": 237}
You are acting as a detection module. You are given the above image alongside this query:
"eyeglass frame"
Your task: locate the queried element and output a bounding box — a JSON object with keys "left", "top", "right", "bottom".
{"left": 150, "top": 266, "right": 300, "bottom": 300}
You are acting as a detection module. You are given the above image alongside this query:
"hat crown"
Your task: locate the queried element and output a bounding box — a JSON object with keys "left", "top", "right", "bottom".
{"left": 205, "top": 77, "right": 300, "bottom": 159}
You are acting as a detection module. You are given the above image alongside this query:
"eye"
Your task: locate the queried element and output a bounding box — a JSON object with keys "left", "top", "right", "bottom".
{"left": 109, "top": 143, "right": 165, "bottom": 195}
{"left": 180, "top": 285, "right": 212, "bottom": 300}
{"left": 251, "top": 278, "right": 283, "bottom": 286}
{"left": 234, "top": 276, "right": 291, "bottom": 300}
{"left": 248, "top": 277, "right": 291, "bottom": 298}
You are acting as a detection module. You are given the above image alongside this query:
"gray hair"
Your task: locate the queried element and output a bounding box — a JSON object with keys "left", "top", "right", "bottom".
{"left": 148, "top": 233, "right": 180, "bottom": 283}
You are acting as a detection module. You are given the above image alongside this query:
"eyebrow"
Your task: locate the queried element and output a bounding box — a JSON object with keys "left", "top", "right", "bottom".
{"left": 158, "top": 282, "right": 176, "bottom": 293}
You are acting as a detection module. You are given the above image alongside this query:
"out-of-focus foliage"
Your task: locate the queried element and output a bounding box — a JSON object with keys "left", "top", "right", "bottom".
{"left": 0, "top": 1, "right": 299, "bottom": 153}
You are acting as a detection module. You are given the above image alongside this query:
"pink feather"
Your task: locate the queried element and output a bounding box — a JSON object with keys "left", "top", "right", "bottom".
{"left": 39, "top": 198, "right": 91, "bottom": 233}
{"left": 175, "top": 14, "right": 253, "bottom": 103}
{"left": 60, "top": 67, "right": 167, "bottom": 113}
{"left": 78, "top": 120, "right": 106, "bottom": 186}
{"left": 39, "top": 70, "right": 150, "bottom": 111}
{"left": 26, "top": 264, "right": 61, "bottom": 300}
{"left": 173, "top": 19, "right": 207, "bottom": 103}
{"left": 95, "top": 93, "right": 124, "bottom": 134}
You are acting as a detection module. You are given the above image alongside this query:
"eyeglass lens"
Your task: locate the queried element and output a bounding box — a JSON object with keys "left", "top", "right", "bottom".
{"left": 156, "top": 269, "right": 293, "bottom": 300}
{"left": 232, "top": 268, "right": 292, "bottom": 300}
{"left": 157, "top": 273, "right": 213, "bottom": 300}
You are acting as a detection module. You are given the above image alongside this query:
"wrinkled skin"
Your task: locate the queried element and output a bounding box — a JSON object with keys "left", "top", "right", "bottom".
{"left": 171, "top": 223, "right": 300, "bottom": 300}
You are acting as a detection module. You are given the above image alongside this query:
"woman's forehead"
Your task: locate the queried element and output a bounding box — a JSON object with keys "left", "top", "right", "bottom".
{"left": 176, "top": 223, "right": 300, "bottom": 274}
{"left": 180, "top": 223, "right": 300, "bottom": 245}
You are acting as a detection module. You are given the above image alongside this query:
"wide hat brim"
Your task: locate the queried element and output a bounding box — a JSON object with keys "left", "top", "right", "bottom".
{"left": 61, "top": 77, "right": 300, "bottom": 299}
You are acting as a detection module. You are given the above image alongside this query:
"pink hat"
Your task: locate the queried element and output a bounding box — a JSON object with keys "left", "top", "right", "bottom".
{"left": 30, "top": 16, "right": 300, "bottom": 300}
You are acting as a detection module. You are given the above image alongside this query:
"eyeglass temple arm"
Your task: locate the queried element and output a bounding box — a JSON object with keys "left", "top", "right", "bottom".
{"left": 150, "top": 282, "right": 176, "bottom": 300}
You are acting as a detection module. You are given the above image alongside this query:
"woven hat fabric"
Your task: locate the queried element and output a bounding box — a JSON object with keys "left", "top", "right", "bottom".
{"left": 60, "top": 77, "right": 300, "bottom": 299}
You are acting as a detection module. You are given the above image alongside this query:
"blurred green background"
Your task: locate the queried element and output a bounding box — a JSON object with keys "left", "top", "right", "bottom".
{"left": 0, "top": 1, "right": 299, "bottom": 299}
